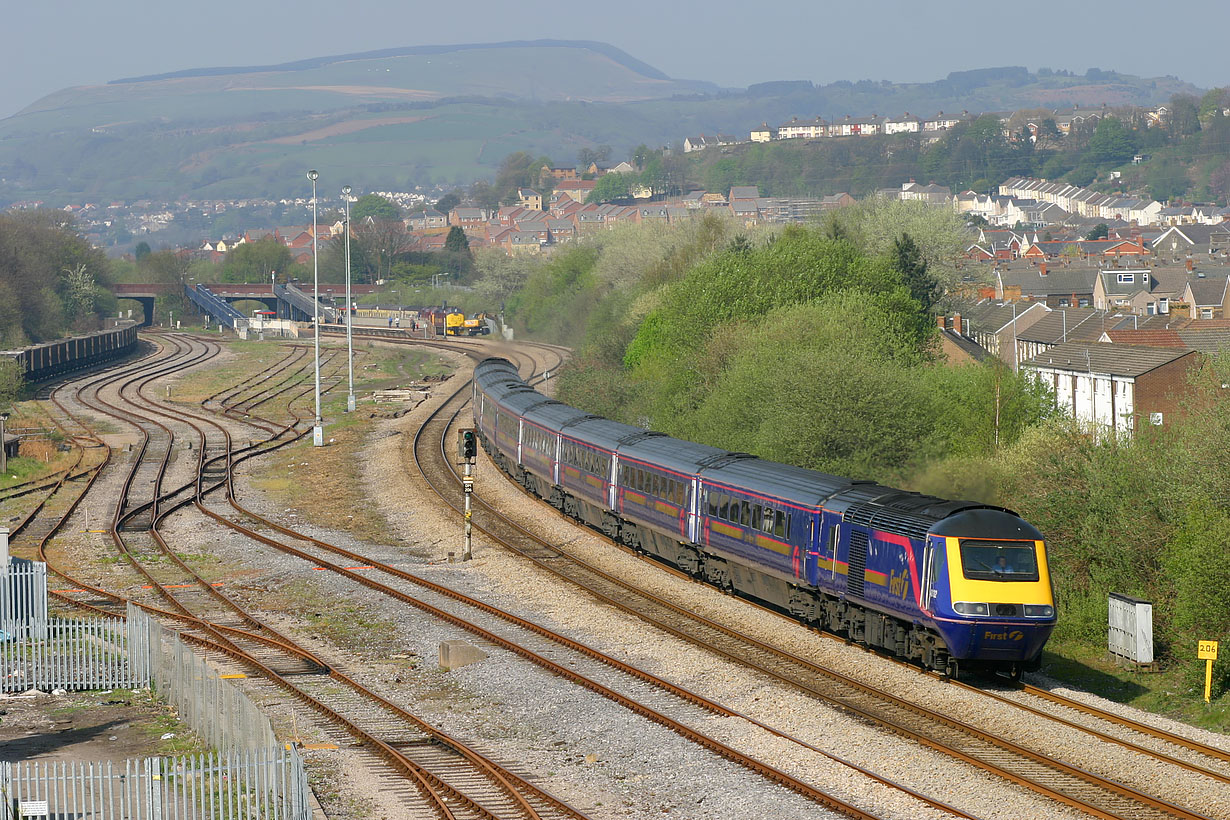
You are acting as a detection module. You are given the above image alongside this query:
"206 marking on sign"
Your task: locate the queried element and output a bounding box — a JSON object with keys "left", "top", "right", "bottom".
{"left": 1198, "top": 640, "right": 1219, "bottom": 661}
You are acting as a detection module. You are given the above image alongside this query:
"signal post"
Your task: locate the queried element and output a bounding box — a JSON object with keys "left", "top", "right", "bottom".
{"left": 458, "top": 428, "right": 478, "bottom": 561}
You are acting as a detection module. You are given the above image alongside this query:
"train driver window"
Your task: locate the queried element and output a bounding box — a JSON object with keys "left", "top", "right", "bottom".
{"left": 959, "top": 541, "right": 1040, "bottom": 582}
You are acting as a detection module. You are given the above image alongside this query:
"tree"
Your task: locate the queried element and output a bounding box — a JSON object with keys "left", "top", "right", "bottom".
{"left": 435, "top": 191, "right": 462, "bottom": 215}
{"left": 0, "top": 210, "right": 114, "bottom": 345}
{"left": 444, "top": 226, "right": 470, "bottom": 255}
{"left": 468, "top": 181, "right": 500, "bottom": 212}
{"left": 0, "top": 359, "right": 21, "bottom": 407}
{"left": 495, "top": 151, "right": 553, "bottom": 204}
{"left": 472, "top": 248, "right": 534, "bottom": 306}
{"left": 351, "top": 194, "right": 400, "bottom": 222}
{"left": 351, "top": 219, "right": 415, "bottom": 284}
{"left": 221, "top": 237, "right": 294, "bottom": 284}
{"left": 1209, "top": 160, "right": 1230, "bottom": 203}
{"left": 1145, "top": 158, "right": 1190, "bottom": 202}
{"left": 134, "top": 241, "right": 151, "bottom": 260}
{"left": 1085, "top": 223, "right": 1109, "bottom": 240}
{"left": 1168, "top": 94, "right": 1202, "bottom": 139}
{"left": 1086, "top": 117, "right": 1136, "bottom": 166}
{"left": 586, "top": 173, "right": 634, "bottom": 204}
{"left": 893, "top": 233, "right": 939, "bottom": 312}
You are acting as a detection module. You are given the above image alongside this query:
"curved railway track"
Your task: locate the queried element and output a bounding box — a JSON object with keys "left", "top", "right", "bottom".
{"left": 23, "top": 329, "right": 1230, "bottom": 820}
{"left": 404, "top": 350, "right": 1230, "bottom": 820}
{"left": 35, "top": 331, "right": 595, "bottom": 820}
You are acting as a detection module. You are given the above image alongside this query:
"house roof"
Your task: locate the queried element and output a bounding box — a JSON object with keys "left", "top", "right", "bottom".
{"left": 939, "top": 328, "right": 990, "bottom": 361}
{"left": 1102, "top": 329, "right": 1185, "bottom": 347}
{"left": 999, "top": 267, "right": 1098, "bottom": 298}
{"left": 965, "top": 301, "right": 1048, "bottom": 334}
{"left": 1186, "top": 275, "right": 1230, "bottom": 306}
{"left": 729, "top": 186, "right": 760, "bottom": 200}
{"left": 1176, "top": 330, "right": 1230, "bottom": 353}
{"left": 1014, "top": 308, "right": 1111, "bottom": 344}
{"left": 1022, "top": 342, "right": 1195, "bottom": 377}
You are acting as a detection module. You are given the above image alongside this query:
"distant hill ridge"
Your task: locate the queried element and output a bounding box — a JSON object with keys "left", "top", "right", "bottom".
{"left": 110, "top": 39, "right": 672, "bottom": 84}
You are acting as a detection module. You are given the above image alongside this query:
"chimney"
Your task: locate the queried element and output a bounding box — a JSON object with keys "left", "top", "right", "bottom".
{"left": 1040, "top": 262, "right": 1048, "bottom": 276}
{"left": 953, "top": 312, "right": 963, "bottom": 336}
{"left": 1186, "top": 256, "right": 1194, "bottom": 272}
{"left": 937, "top": 315, "right": 947, "bottom": 330}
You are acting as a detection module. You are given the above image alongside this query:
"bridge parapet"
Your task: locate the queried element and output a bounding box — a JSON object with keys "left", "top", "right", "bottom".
{"left": 275, "top": 283, "right": 340, "bottom": 323}
{"left": 186, "top": 285, "right": 248, "bottom": 332}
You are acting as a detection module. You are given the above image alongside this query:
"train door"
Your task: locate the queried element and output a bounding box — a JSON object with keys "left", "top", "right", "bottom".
{"left": 608, "top": 455, "right": 621, "bottom": 509}
{"left": 920, "top": 536, "right": 944, "bottom": 612}
{"left": 686, "top": 477, "right": 701, "bottom": 544}
{"left": 802, "top": 510, "right": 821, "bottom": 585}
{"left": 551, "top": 433, "right": 561, "bottom": 485}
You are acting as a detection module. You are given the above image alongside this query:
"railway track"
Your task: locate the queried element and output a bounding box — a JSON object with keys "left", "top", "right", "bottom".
{"left": 27, "top": 330, "right": 1229, "bottom": 819}
{"left": 37, "top": 331, "right": 596, "bottom": 820}
{"left": 405, "top": 351, "right": 1229, "bottom": 820}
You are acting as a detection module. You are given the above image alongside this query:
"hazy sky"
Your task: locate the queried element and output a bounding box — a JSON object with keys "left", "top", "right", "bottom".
{"left": 6, "top": 0, "right": 1229, "bottom": 120}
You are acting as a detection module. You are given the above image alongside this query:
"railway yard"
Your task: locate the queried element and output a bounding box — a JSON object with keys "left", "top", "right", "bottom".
{"left": 3, "top": 330, "right": 1230, "bottom": 820}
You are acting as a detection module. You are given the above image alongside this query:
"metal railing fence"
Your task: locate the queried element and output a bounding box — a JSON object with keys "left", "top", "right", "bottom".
{"left": 132, "top": 606, "right": 278, "bottom": 752}
{"left": 1, "top": 747, "right": 313, "bottom": 820}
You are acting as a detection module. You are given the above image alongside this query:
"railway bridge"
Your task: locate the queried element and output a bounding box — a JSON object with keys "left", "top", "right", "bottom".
{"left": 110, "top": 282, "right": 380, "bottom": 327}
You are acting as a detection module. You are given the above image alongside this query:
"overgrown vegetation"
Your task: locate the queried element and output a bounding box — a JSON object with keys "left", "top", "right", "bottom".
{"left": 0, "top": 211, "right": 118, "bottom": 346}
{"left": 491, "top": 208, "right": 1230, "bottom": 709}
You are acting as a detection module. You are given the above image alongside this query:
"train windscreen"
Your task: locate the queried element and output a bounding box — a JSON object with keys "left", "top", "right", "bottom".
{"left": 958, "top": 540, "right": 1040, "bottom": 582}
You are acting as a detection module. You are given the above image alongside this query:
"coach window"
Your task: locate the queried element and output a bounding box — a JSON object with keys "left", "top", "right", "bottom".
{"left": 740, "top": 500, "right": 752, "bottom": 526}
{"left": 717, "top": 494, "right": 729, "bottom": 520}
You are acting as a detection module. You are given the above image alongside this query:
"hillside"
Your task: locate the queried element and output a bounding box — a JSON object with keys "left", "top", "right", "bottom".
{"left": 0, "top": 48, "right": 1202, "bottom": 205}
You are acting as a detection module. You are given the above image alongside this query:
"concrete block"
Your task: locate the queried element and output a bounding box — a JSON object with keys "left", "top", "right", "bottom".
{"left": 439, "top": 640, "right": 488, "bottom": 670}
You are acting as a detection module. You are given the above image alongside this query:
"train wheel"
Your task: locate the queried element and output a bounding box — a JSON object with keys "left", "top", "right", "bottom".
{"left": 1003, "top": 663, "right": 1023, "bottom": 683}
{"left": 943, "top": 659, "right": 960, "bottom": 681}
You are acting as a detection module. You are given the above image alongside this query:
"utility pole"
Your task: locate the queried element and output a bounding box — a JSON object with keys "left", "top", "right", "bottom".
{"left": 308, "top": 170, "right": 323, "bottom": 447}
{"left": 342, "top": 185, "right": 355, "bottom": 413}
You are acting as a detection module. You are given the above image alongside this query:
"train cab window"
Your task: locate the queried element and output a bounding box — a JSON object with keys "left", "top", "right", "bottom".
{"left": 958, "top": 541, "right": 1040, "bottom": 582}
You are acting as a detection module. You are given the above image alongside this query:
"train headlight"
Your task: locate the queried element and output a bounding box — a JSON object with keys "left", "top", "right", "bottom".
{"left": 1024, "top": 604, "right": 1054, "bottom": 618}
{"left": 953, "top": 601, "right": 989, "bottom": 616}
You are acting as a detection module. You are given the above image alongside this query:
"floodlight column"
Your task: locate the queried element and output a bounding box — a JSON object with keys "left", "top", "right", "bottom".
{"left": 309, "top": 170, "right": 323, "bottom": 447}
{"left": 343, "top": 186, "right": 355, "bottom": 412}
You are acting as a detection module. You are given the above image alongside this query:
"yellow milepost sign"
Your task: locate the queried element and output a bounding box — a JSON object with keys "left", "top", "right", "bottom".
{"left": 1199, "top": 640, "right": 1219, "bottom": 703}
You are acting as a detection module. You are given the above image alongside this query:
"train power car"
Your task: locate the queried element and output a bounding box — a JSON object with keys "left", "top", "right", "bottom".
{"left": 472, "top": 357, "right": 1056, "bottom": 680}
{"left": 418, "top": 307, "right": 461, "bottom": 336}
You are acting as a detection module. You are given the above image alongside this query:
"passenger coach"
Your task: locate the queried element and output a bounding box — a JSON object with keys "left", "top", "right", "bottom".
{"left": 472, "top": 358, "right": 1056, "bottom": 679}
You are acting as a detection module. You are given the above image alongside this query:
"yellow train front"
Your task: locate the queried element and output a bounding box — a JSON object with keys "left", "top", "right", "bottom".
{"left": 924, "top": 511, "right": 1056, "bottom": 678}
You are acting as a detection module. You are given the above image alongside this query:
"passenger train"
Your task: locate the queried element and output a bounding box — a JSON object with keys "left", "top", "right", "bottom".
{"left": 472, "top": 358, "right": 1056, "bottom": 679}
